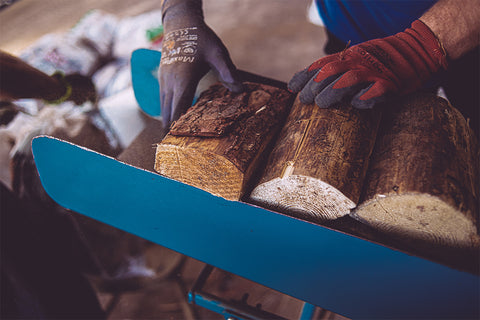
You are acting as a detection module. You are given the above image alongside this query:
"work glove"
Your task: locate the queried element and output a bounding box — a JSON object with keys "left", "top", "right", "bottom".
{"left": 289, "top": 20, "right": 448, "bottom": 109}
{"left": 160, "top": 0, "right": 243, "bottom": 128}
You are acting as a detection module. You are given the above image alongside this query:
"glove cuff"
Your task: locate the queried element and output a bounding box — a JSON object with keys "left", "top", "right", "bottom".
{"left": 162, "top": 0, "right": 204, "bottom": 29}
{"left": 409, "top": 19, "right": 448, "bottom": 70}
{"left": 44, "top": 71, "right": 72, "bottom": 105}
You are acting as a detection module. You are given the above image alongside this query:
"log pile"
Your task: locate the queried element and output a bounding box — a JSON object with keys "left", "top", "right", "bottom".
{"left": 154, "top": 82, "right": 293, "bottom": 200}
{"left": 154, "top": 81, "right": 479, "bottom": 249}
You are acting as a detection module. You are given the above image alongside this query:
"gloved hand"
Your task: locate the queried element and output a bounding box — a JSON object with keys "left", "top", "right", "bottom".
{"left": 160, "top": 0, "right": 243, "bottom": 128}
{"left": 288, "top": 20, "right": 448, "bottom": 109}
{"left": 63, "top": 74, "right": 97, "bottom": 105}
{"left": 48, "top": 72, "right": 97, "bottom": 105}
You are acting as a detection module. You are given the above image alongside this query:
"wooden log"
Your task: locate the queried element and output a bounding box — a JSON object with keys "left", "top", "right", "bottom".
{"left": 353, "top": 93, "right": 480, "bottom": 248}
{"left": 154, "top": 82, "right": 293, "bottom": 201}
{"left": 250, "top": 96, "right": 381, "bottom": 221}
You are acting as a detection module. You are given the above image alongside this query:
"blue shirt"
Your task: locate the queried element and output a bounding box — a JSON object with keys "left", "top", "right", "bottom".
{"left": 315, "top": 0, "right": 437, "bottom": 44}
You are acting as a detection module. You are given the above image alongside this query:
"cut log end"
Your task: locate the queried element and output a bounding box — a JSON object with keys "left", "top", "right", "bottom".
{"left": 353, "top": 193, "right": 480, "bottom": 248}
{"left": 250, "top": 175, "right": 356, "bottom": 221}
{"left": 155, "top": 144, "right": 243, "bottom": 201}
{"left": 154, "top": 82, "right": 293, "bottom": 201}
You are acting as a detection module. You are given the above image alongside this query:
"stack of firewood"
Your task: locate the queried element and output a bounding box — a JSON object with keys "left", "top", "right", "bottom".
{"left": 154, "top": 82, "right": 479, "bottom": 250}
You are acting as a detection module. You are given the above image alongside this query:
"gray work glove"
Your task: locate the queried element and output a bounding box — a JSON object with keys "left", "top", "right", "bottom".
{"left": 160, "top": 0, "right": 244, "bottom": 128}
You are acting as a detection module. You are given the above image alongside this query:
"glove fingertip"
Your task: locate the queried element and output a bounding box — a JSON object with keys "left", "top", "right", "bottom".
{"left": 352, "top": 93, "right": 385, "bottom": 110}
{"left": 313, "top": 78, "right": 355, "bottom": 109}
{"left": 288, "top": 69, "right": 315, "bottom": 93}
{"left": 222, "top": 80, "right": 245, "bottom": 93}
{"left": 351, "top": 97, "right": 376, "bottom": 109}
{"left": 314, "top": 98, "right": 329, "bottom": 109}
{"left": 351, "top": 84, "right": 389, "bottom": 109}
{"left": 287, "top": 83, "right": 301, "bottom": 93}
{"left": 314, "top": 94, "right": 332, "bottom": 109}
{"left": 298, "top": 88, "right": 315, "bottom": 105}
{"left": 160, "top": 93, "right": 173, "bottom": 128}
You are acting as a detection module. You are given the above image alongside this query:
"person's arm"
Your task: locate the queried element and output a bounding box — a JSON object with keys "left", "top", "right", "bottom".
{"left": 0, "top": 50, "right": 96, "bottom": 105}
{"left": 421, "top": 0, "right": 480, "bottom": 60}
{"left": 288, "top": 0, "right": 480, "bottom": 110}
{"left": 159, "top": 0, "right": 243, "bottom": 128}
{"left": 0, "top": 50, "right": 66, "bottom": 101}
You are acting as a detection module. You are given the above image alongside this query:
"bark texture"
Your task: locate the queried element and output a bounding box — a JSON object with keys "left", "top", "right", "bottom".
{"left": 353, "top": 93, "right": 480, "bottom": 248}
{"left": 250, "top": 96, "right": 381, "bottom": 221}
{"left": 154, "top": 82, "right": 293, "bottom": 200}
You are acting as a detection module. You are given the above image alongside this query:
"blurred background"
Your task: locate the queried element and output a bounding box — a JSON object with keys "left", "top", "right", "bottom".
{"left": 0, "top": 0, "right": 327, "bottom": 81}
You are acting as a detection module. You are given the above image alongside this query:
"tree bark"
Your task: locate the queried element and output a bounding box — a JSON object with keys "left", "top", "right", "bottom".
{"left": 154, "top": 82, "right": 293, "bottom": 200}
{"left": 353, "top": 93, "right": 480, "bottom": 248}
{"left": 250, "top": 96, "right": 381, "bottom": 221}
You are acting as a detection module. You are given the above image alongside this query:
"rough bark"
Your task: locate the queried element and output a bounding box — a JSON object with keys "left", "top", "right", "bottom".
{"left": 250, "top": 96, "right": 381, "bottom": 221}
{"left": 353, "top": 93, "right": 480, "bottom": 248}
{"left": 154, "top": 82, "right": 293, "bottom": 200}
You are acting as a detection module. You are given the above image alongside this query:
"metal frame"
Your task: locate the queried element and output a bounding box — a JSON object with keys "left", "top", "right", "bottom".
{"left": 32, "top": 136, "right": 480, "bottom": 319}
{"left": 189, "top": 264, "right": 319, "bottom": 320}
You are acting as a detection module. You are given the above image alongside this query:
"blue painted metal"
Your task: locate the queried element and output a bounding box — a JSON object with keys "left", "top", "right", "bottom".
{"left": 188, "top": 264, "right": 289, "bottom": 320}
{"left": 191, "top": 293, "right": 260, "bottom": 320}
{"left": 32, "top": 136, "right": 480, "bottom": 319}
{"left": 190, "top": 291, "right": 290, "bottom": 320}
{"left": 131, "top": 48, "right": 162, "bottom": 117}
{"left": 299, "top": 303, "right": 315, "bottom": 320}
{"left": 191, "top": 293, "right": 235, "bottom": 320}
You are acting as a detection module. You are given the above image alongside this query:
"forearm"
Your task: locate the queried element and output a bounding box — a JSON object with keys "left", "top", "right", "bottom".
{"left": 0, "top": 51, "right": 65, "bottom": 101}
{"left": 420, "top": 0, "right": 480, "bottom": 60}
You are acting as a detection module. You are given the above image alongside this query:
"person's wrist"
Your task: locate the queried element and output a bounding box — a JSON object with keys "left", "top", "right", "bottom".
{"left": 44, "top": 71, "right": 72, "bottom": 105}
{"left": 162, "top": 0, "right": 204, "bottom": 29}
{"left": 409, "top": 19, "right": 448, "bottom": 70}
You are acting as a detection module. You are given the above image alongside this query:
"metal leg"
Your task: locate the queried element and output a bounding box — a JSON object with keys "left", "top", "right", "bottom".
{"left": 189, "top": 265, "right": 327, "bottom": 320}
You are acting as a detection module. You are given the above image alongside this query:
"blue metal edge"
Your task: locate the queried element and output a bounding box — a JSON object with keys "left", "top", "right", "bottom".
{"left": 131, "top": 48, "right": 162, "bottom": 117}
{"left": 32, "top": 136, "right": 480, "bottom": 319}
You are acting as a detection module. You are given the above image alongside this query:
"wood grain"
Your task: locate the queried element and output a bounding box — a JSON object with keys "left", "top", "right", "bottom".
{"left": 353, "top": 93, "right": 480, "bottom": 248}
{"left": 250, "top": 96, "right": 381, "bottom": 220}
{"left": 154, "top": 82, "right": 293, "bottom": 200}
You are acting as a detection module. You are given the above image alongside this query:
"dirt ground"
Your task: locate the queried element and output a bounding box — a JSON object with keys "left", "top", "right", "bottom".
{"left": 0, "top": 1, "right": 347, "bottom": 319}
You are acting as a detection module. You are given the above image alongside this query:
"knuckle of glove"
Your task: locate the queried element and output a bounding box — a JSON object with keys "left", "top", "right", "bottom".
{"left": 307, "top": 59, "right": 324, "bottom": 72}
{"left": 307, "top": 54, "right": 339, "bottom": 72}
{"left": 353, "top": 43, "right": 392, "bottom": 76}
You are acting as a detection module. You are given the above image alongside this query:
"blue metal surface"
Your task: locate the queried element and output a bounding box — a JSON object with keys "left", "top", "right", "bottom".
{"left": 131, "top": 48, "right": 162, "bottom": 117}
{"left": 299, "top": 303, "right": 315, "bottom": 320}
{"left": 191, "top": 293, "right": 258, "bottom": 320}
{"left": 191, "top": 293, "right": 233, "bottom": 320}
{"left": 32, "top": 136, "right": 480, "bottom": 319}
{"left": 188, "top": 264, "right": 289, "bottom": 320}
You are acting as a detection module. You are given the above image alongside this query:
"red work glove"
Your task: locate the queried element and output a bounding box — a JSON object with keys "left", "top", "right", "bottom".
{"left": 288, "top": 20, "right": 448, "bottom": 109}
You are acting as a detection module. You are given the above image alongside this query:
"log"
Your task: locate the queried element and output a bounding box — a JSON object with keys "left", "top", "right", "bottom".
{"left": 353, "top": 93, "right": 480, "bottom": 248}
{"left": 250, "top": 96, "right": 381, "bottom": 221}
{"left": 154, "top": 82, "right": 293, "bottom": 200}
